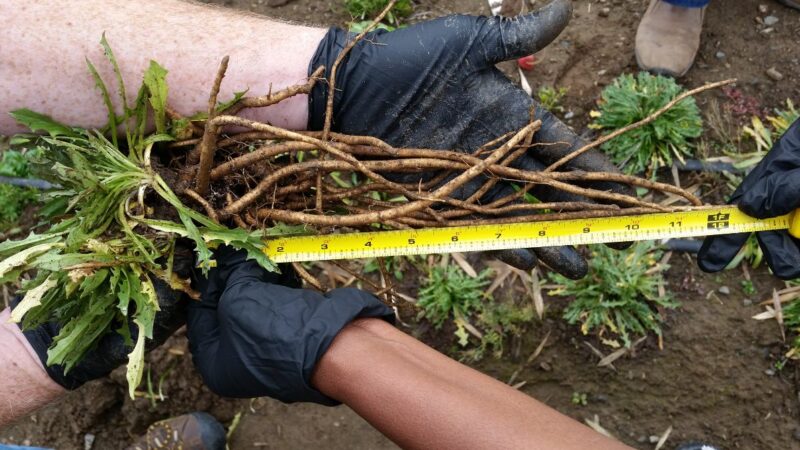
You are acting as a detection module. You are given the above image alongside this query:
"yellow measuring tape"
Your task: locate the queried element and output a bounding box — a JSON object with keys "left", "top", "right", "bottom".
{"left": 263, "top": 206, "right": 800, "bottom": 263}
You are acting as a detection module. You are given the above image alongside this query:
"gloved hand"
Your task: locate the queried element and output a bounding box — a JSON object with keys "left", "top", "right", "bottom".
{"left": 186, "top": 246, "right": 394, "bottom": 404}
{"left": 15, "top": 275, "right": 188, "bottom": 390}
{"left": 308, "top": 0, "right": 633, "bottom": 279}
{"left": 698, "top": 118, "right": 800, "bottom": 279}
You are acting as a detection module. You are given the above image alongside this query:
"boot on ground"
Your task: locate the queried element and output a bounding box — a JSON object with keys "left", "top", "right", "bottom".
{"left": 635, "top": 0, "right": 706, "bottom": 77}
{"left": 126, "top": 412, "right": 226, "bottom": 450}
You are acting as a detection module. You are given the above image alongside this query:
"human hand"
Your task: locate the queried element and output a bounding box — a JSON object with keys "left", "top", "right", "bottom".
{"left": 698, "top": 119, "right": 800, "bottom": 279}
{"left": 307, "top": 0, "right": 633, "bottom": 279}
{"left": 186, "top": 246, "right": 393, "bottom": 404}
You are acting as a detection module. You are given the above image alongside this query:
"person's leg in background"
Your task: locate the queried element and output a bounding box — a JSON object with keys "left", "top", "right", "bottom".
{"left": 635, "top": 0, "right": 709, "bottom": 77}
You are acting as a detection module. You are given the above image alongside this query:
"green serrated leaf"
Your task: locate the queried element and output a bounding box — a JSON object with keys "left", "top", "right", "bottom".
{"left": 0, "top": 231, "right": 62, "bottom": 258}
{"left": 170, "top": 118, "right": 194, "bottom": 140}
{"left": 10, "top": 276, "right": 58, "bottom": 323}
{"left": 237, "top": 241, "right": 278, "bottom": 273}
{"left": 143, "top": 61, "right": 169, "bottom": 134}
{"left": 100, "top": 33, "right": 128, "bottom": 118}
{"left": 141, "top": 133, "right": 174, "bottom": 147}
{"left": 455, "top": 323, "right": 470, "bottom": 347}
{"left": 79, "top": 268, "right": 110, "bottom": 296}
{"left": 179, "top": 210, "right": 213, "bottom": 274}
{"left": 126, "top": 321, "right": 147, "bottom": 399}
{"left": 47, "top": 292, "right": 117, "bottom": 373}
{"left": 9, "top": 136, "right": 32, "bottom": 145}
{"left": 85, "top": 57, "right": 119, "bottom": 148}
{"left": 216, "top": 90, "right": 248, "bottom": 114}
{"left": 32, "top": 252, "right": 125, "bottom": 272}
{"left": 0, "top": 242, "right": 62, "bottom": 277}
{"left": 9, "top": 109, "right": 77, "bottom": 137}
{"left": 117, "top": 269, "right": 132, "bottom": 316}
{"left": 263, "top": 223, "right": 308, "bottom": 236}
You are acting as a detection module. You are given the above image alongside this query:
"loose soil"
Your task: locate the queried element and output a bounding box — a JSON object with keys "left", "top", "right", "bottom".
{"left": 2, "top": 0, "right": 799, "bottom": 449}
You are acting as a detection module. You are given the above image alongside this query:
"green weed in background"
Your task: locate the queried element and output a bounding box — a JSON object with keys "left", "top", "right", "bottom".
{"left": 537, "top": 86, "right": 569, "bottom": 113}
{"left": 363, "top": 255, "right": 420, "bottom": 281}
{"left": 741, "top": 99, "right": 798, "bottom": 155}
{"left": 0, "top": 149, "right": 40, "bottom": 226}
{"left": 418, "top": 265, "right": 490, "bottom": 329}
{"left": 549, "top": 242, "right": 678, "bottom": 348}
{"left": 782, "top": 280, "right": 800, "bottom": 359}
{"left": 571, "top": 392, "right": 588, "bottom": 406}
{"left": 591, "top": 72, "right": 703, "bottom": 176}
{"left": 345, "top": 0, "right": 412, "bottom": 31}
{"left": 417, "top": 265, "right": 533, "bottom": 361}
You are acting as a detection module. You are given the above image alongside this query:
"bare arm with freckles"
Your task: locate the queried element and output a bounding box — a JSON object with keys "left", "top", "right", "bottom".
{"left": 0, "top": 0, "right": 326, "bottom": 133}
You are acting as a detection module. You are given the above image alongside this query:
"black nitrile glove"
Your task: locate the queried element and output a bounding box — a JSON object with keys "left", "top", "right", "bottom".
{"left": 186, "top": 247, "right": 394, "bottom": 405}
{"left": 698, "top": 118, "right": 800, "bottom": 279}
{"left": 16, "top": 276, "right": 189, "bottom": 390}
{"left": 308, "top": 0, "right": 633, "bottom": 279}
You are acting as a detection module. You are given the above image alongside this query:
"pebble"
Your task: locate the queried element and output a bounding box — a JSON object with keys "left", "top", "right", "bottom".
{"left": 758, "top": 4, "right": 769, "bottom": 14}
{"left": 592, "top": 393, "right": 609, "bottom": 403}
{"left": 715, "top": 51, "right": 727, "bottom": 60}
{"left": 649, "top": 435, "right": 660, "bottom": 444}
{"left": 85, "top": 433, "right": 95, "bottom": 450}
{"left": 718, "top": 286, "right": 731, "bottom": 295}
{"left": 763, "top": 15, "right": 779, "bottom": 26}
{"left": 766, "top": 67, "right": 784, "bottom": 81}
{"left": 599, "top": 7, "right": 611, "bottom": 17}
{"left": 564, "top": 111, "right": 575, "bottom": 120}
{"left": 765, "top": 368, "right": 776, "bottom": 376}
{"left": 539, "top": 361, "right": 552, "bottom": 372}
{"left": 597, "top": 69, "right": 607, "bottom": 76}
{"left": 743, "top": 299, "right": 753, "bottom": 306}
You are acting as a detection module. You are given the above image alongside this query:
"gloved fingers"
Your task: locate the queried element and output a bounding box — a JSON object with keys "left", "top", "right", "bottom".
{"left": 186, "top": 302, "right": 221, "bottom": 354}
{"left": 739, "top": 168, "right": 800, "bottom": 218}
{"left": 529, "top": 103, "right": 637, "bottom": 197}
{"left": 697, "top": 232, "right": 749, "bottom": 273}
{"left": 481, "top": 0, "right": 573, "bottom": 65}
{"left": 756, "top": 230, "right": 800, "bottom": 280}
{"left": 150, "top": 277, "right": 188, "bottom": 345}
{"left": 494, "top": 246, "right": 592, "bottom": 280}
{"left": 494, "top": 248, "right": 538, "bottom": 271}
{"left": 533, "top": 245, "right": 588, "bottom": 279}
{"left": 498, "top": 147, "right": 634, "bottom": 251}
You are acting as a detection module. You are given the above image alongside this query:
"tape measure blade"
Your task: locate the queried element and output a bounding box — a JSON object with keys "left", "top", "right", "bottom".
{"left": 263, "top": 207, "right": 793, "bottom": 263}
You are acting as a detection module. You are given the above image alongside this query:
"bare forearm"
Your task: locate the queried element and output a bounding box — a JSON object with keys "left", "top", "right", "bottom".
{"left": 0, "top": 0, "right": 326, "bottom": 134}
{"left": 0, "top": 309, "right": 64, "bottom": 428}
{"left": 313, "top": 319, "right": 631, "bottom": 450}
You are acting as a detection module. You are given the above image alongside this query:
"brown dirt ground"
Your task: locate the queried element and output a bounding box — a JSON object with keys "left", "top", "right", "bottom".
{"left": 2, "top": 0, "right": 800, "bottom": 449}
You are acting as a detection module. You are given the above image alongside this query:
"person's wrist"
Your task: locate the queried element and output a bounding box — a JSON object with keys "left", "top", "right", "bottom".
{"left": 306, "top": 26, "right": 350, "bottom": 131}
{"left": 0, "top": 309, "right": 64, "bottom": 427}
{"left": 244, "top": 25, "right": 328, "bottom": 130}
{"left": 311, "top": 319, "right": 373, "bottom": 400}
{"left": 311, "top": 318, "right": 402, "bottom": 400}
